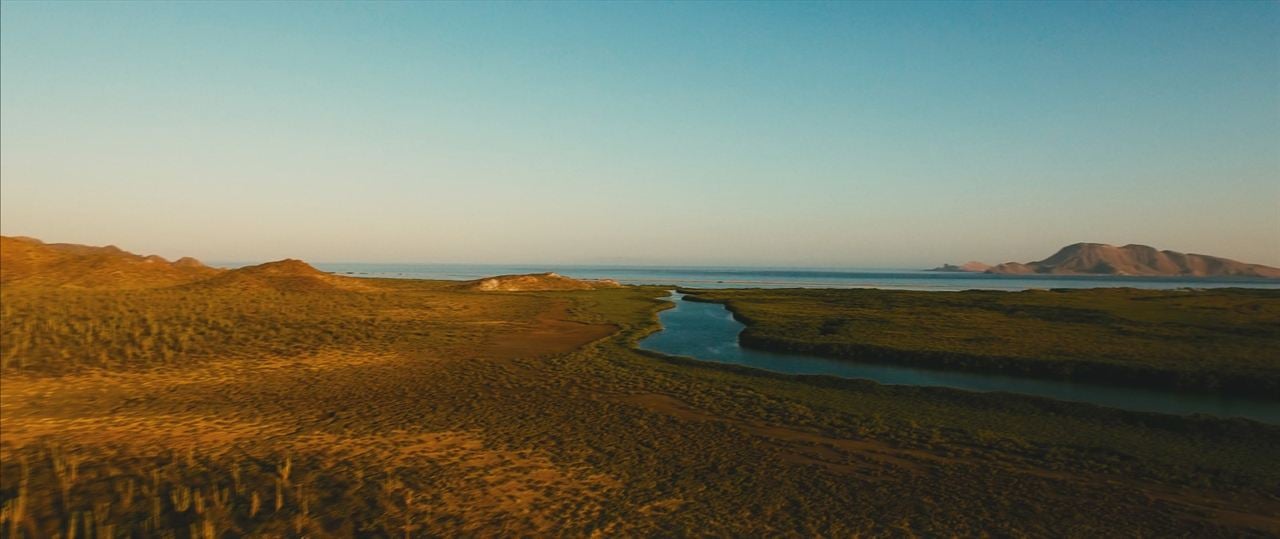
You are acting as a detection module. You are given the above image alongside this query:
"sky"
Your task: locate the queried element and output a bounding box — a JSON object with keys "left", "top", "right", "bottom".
{"left": 2, "top": 1, "right": 1277, "bottom": 267}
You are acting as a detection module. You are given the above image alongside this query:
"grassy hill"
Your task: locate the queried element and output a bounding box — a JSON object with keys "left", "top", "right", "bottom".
{"left": 0, "top": 236, "right": 222, "bottom": 289}
{"left": 190, "top": 259, "right": 375, "bottom": 292}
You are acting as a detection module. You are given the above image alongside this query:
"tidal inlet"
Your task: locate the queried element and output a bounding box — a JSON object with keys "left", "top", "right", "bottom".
{"left": 2, "top": 2, "right": 1279, "bottom": 537}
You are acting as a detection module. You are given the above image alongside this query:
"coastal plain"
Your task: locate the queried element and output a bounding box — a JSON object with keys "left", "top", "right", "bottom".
{"left": 5, "top": 2, "right": 1280, "bottom": 537}
{"left": 3, "top": 262, "right": 1280, "bottom": 536}
{"left": 686, "top": 287, "right": 1280, "bottom": 395}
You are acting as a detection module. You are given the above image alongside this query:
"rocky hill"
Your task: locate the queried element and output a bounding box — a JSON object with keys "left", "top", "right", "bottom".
{"left": 459, "top": 272, "right": 622, "bottom": 292}
{"left": 985, "top": 243, "right": 1280, "bottom": 278}
{"left": 0, "top": 235, "right": 223, "bottom": 289}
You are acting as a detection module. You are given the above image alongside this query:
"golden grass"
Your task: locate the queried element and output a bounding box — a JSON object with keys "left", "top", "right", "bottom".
{"left": 2, "top": 282, "right": 1279, "bottom": 536}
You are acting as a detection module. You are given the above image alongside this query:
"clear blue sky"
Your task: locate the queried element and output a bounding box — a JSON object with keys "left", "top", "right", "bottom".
{"left": 2, "top": 1, "right": 1277, "bottom": 267}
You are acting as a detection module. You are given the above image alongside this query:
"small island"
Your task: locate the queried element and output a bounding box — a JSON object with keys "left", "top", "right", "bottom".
{"left": 927, "top": 261, "right": 992, "bottom": 273}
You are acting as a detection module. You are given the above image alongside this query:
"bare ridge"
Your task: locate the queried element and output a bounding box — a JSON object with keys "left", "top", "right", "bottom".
{"left": 983, "top": 243, "right": 1280, "bottom": 278}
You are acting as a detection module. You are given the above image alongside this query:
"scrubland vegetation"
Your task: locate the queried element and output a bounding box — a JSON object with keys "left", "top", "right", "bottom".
{"left": 0, "top": 281, "right": 528, "bottom": 374}
{"left": 3, "top": 281, "right": 1279, "bottom": 536}
{"left": 687, "top": 287, "right": 1280, "bottom": 395}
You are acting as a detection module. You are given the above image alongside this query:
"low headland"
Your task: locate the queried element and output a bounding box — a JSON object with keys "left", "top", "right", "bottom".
{"left": 458, "top": 272, "right": 622, "bottom": 291}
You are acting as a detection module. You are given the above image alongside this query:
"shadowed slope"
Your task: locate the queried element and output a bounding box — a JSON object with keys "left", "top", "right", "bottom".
{"left": 0, "top": 235, "right": 222, "bottom": 289}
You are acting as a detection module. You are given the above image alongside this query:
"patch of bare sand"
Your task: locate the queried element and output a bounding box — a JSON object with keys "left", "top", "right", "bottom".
{"left": 481, "top": 300, "right": 618, "bottom": 361}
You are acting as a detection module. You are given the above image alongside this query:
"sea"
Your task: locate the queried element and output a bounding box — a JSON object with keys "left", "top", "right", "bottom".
{"left": 297, "top": 263, "right": 1280, "bottom": 292}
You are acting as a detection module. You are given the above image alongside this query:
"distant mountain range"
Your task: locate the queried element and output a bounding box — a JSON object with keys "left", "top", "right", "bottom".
{"left": 930, "top": 243, "right": 1280, "bottom": 278}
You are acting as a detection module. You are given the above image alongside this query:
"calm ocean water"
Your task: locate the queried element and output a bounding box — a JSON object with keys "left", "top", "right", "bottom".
{"left": 300, "top": 263, "right": 1280, "bottom": 291}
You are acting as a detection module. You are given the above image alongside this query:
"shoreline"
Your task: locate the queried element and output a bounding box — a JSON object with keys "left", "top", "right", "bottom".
{"left": 678, "top": 290, "right": 1280, "bottom": 400}
{"left": 313, "top": 266, "right": 1280, "bottom": 292}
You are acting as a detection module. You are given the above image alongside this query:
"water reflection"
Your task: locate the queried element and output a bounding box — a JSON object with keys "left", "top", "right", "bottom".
{"left": 639, "top": 292, "right": 1280, "bottom": 424}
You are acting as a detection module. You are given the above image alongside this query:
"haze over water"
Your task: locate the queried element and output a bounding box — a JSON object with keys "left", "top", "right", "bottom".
{"left": 308, "top": 263, "right": 1280, "bottom": 292}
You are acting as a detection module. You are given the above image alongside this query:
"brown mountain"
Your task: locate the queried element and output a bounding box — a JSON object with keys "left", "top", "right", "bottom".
{"left": 459, "top": 272, "right": 622, "bottom": 292}
{"left": 985, "top": 243, "right": 1280, "bottom": 278}
{"left": 191, "top": 259, "right": 374, "bottom": 292}
{"left": 0, "top": 235, "right": 222, "bottom": 289}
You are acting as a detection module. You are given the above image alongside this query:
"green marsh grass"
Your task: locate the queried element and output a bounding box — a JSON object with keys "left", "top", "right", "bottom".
{"left": 687, "top": 287, "right": 1280, "bottom": 394}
